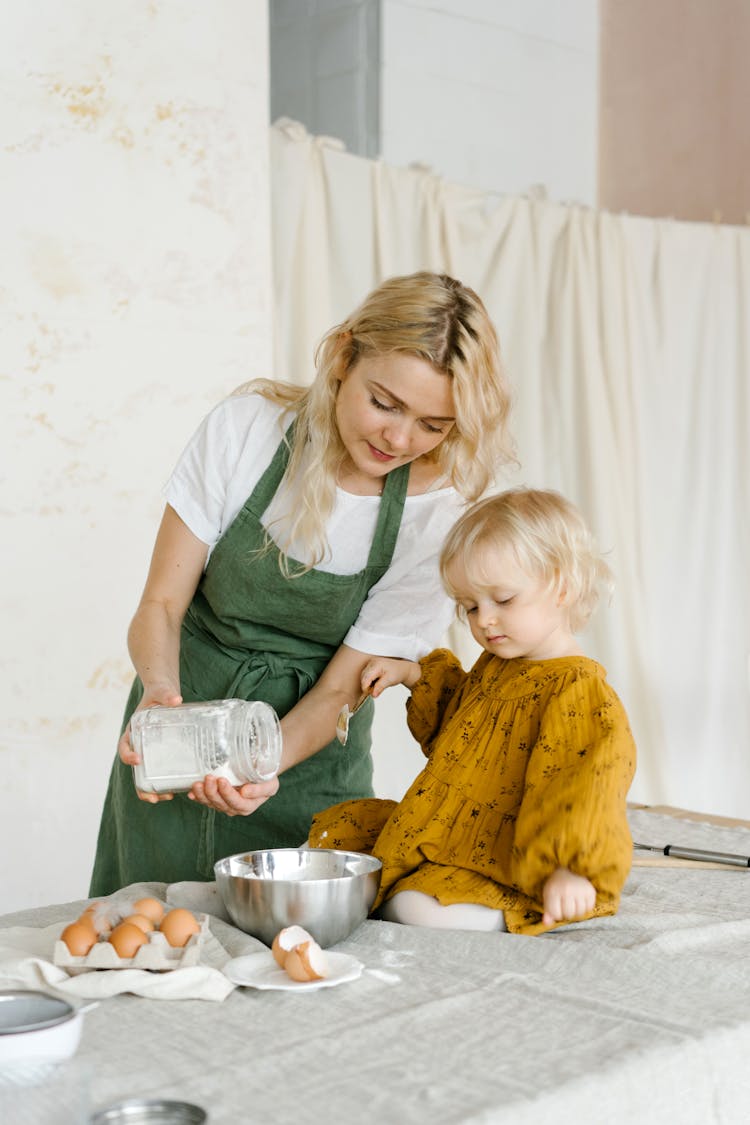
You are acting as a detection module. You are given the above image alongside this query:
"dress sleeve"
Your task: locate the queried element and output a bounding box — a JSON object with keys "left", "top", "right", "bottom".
{"left": 406, "top": 648, "right": 467, "bottom": 758}
{"left": 509, "top": 676, "right": 637, "bottom": 906}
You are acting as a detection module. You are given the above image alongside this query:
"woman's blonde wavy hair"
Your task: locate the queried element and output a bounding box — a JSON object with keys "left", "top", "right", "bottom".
{"left": 235, "top": 271, "right": 515, "bottom": 575}
{"left": 439, "top": 488, "right": 614, "bottom": 633}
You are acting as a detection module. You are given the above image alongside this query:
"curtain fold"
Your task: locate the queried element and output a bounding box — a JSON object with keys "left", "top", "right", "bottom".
{"left": 270, "top": 120, "right": 750, "bottom": 818}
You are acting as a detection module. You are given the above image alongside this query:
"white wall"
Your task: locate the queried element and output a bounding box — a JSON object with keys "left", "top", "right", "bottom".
{"left": 380, "top": 0, "right": 599, "bottom": 204}
{"left": 0, "top": 1, "right": 272, "bottom": 914}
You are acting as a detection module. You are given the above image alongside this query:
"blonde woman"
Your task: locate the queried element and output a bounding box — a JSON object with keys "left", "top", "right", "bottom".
{"left": 309, "top": 489, "right": 637, "bottom": 935}
{"left": 90, "top": 272, "right": 514, "bottom": 894}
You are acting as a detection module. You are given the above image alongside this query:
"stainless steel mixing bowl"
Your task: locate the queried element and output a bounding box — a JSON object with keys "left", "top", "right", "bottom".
{"left": 214, "top": 848, "right": 382, "bottom": 948}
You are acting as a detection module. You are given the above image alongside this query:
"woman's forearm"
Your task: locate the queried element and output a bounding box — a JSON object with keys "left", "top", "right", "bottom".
{"left": 278, "top": 644, "right": 373, "bottom": 773}
{"left": 127, "top": 599, "right": 184, "bottom": 695}
{"left": 125, "top": 505, "right": 209, "bottom": 698}
{"left": 278, "top": 682, "right": 351, "bottom": 773}
{"left": 279, "top": 707, "right": 330, "bottom": 773}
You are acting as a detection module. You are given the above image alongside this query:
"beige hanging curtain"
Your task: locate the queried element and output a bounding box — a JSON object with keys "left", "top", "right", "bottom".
{"left": 270, "top": 119, "right": 750, "bottom": 819}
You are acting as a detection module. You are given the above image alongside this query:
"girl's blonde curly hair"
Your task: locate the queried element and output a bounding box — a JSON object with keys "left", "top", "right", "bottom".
{"left": 440, "top": 488, "right": 614, "bottom": 633}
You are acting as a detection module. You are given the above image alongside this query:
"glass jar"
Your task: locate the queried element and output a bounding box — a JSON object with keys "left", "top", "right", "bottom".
{"left": 130, "top": 699, "right": 282, "bottom": 795}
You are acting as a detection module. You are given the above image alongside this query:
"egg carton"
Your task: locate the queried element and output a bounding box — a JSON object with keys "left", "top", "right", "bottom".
{"left": 53, "top": 913, "right": 210, "bottom": 974}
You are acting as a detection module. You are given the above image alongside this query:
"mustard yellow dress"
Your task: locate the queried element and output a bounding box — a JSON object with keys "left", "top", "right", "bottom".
{"left": 309, "top": 649, "right": 637, "bottom": 934}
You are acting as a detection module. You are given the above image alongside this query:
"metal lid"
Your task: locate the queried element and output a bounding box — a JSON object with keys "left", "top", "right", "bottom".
{"left": 91, "top": 1099, "right": 207, "bottom": 1123}
{"left": 0, "top": 990, "right": 76, "bottom": 1034}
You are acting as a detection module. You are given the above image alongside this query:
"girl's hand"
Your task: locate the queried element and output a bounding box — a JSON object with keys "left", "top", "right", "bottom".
{"left": 188, "top": 774, "right": 280, "bottom": 817}
{"left": 541, "top": 867, "right": 596, "bottom": 926}
{"left": 360, "top": 656, "right": 422, "bottom": 697}
{"left": 119, "top": 683, "right": 183, "bottom": 804}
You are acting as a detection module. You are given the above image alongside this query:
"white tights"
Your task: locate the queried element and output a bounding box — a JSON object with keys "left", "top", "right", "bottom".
{"left": 378, "top": 889, "right": 507, "bottom": 933}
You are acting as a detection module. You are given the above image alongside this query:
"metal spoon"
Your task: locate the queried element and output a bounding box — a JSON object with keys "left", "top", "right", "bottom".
{"left": 335, "top": 691, "right": 371, "bottom": 746}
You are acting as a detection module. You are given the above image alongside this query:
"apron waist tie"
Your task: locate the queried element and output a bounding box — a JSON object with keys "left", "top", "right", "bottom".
{"left": 225, "top": 650, "right": 324, "bottom": 701}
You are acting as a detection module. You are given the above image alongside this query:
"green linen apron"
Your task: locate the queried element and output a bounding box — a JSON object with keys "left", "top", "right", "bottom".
{"left": 90, "top": 421, "right": 410, "bottom": 895}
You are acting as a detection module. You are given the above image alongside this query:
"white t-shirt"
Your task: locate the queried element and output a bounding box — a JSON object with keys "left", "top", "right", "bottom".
{"left": 164, "top": 393, "right": 465, "bottom": 660}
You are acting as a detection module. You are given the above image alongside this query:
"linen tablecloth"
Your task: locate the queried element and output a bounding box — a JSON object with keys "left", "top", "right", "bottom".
{"left": 2, "top": 806, "right": 750, "bottom": 1124}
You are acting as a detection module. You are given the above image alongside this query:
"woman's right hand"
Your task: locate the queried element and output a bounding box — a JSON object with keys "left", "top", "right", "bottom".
{"left": 119, "top": 505, "right": 209, "bottom": 803}
{"left": 119, "top": 684, "right": 183, "bottom": 804}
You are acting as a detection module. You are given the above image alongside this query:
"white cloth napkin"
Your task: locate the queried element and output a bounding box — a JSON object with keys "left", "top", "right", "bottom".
{"left": 0, "top": 882, "right": 265, "bottom": 1003}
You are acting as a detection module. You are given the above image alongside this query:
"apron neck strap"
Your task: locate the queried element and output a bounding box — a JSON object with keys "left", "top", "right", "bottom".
{"left": 367, "top": 460, "right": 410, "bottom": 570}
{"left": 251, "top": 417, "right": 298, "bottom": 516}
{"left": 250, "top": 413, "right": 411, "bottom": 571}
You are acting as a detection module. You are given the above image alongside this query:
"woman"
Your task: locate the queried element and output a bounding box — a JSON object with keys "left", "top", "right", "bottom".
{"left": 89, "top": 271, "right": 515, "bottom": 895}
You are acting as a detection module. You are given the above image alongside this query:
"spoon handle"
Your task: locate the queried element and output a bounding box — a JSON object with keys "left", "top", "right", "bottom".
{"left": 350, "top": 691, "right": 371, "bottom": 716}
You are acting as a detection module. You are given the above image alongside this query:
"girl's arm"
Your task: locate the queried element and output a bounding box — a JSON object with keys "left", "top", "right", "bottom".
{"left": 510, "top": 678, "right": 636, "bottom": 917}
{"left": 405, "top": 648, "right": 467, "bottom": 755}
{"left": 359, "top": 656, "right": 422, "bottom": 697}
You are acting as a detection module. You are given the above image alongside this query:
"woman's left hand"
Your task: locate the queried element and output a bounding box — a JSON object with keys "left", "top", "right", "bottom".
{"left": 188, "top": 774, "right": 280, "bottom": 817}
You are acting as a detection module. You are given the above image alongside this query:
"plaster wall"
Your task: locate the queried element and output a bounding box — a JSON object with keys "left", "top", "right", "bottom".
{"left": 1, "top": 1, "right": 273, "bottom": 913}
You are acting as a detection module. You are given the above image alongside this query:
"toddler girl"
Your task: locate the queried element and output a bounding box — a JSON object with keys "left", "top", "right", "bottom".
{"left": 309, "top": 488, "right": 637, "bottom": 934}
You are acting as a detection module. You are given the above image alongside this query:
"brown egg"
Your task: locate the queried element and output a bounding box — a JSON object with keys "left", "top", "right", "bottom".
{"left": 124, "top": 913, "right": 155, "bottom": 934}
{"left": 159, "top": 908, "right": 200, "bottom": 948}
{"left": 60, "top": 921, "right": 97, "bottom": 957}
{"left": 284, "top": 940, "right": 329, "bottom": 982}
{"left": 271, "top": 925, "right": 314, "bottom": 968}
{"left": 108, "top": 921, "right": 148, "bottom": 959}
{"left": 75, "top": 912, "right": 98, "bottom": 938}
{"left": 132, "top": 897, "right": 165, "bottom": 925}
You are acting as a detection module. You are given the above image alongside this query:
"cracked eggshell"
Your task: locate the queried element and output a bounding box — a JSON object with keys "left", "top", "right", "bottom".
{"left": 271, "top": 925, "right": 315, "bottom": 968}
{"left": 284, "top": 940, "right": 330, "bottom": 982}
